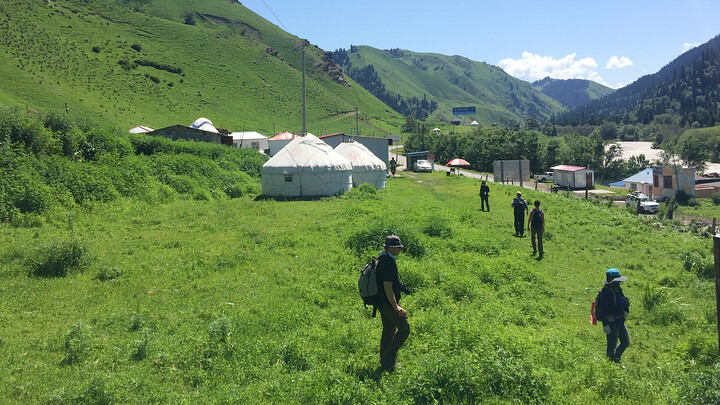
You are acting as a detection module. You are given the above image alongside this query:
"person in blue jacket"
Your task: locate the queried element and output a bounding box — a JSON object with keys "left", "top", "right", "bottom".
{"left": 597, "top": 268, "right": 630, "bottom": 362}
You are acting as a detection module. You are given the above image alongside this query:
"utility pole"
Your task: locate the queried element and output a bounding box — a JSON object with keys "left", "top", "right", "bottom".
{"left": 355, "top": 107, "right": 359, "bottom": 136}
{"left": 302, "top": 50, "right": 307, "bottom": 136}
{"left": 713, "top": 234, "right": 720, "bottom": 355}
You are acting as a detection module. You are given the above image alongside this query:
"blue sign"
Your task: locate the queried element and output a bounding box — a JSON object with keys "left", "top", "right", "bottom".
{"left": 453, "top": 106, "right": 476, "bottom": 115}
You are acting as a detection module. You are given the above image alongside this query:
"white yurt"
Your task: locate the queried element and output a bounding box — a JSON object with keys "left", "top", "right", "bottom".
{"left": 334, "top": 141, "right": 387, "bottom": 189}
{"left": 190, "top": 117, "right": 219, "bottom": 133}
{"left": 261, "top": 134, "right": 353, "bottom": 197}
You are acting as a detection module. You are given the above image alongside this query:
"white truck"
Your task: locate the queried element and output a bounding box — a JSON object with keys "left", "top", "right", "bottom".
{"left": 625, "top": 192, "right": 660, "bottom": 214}
{"left": 534, "top": 171, "right": 554, "bottom": 182}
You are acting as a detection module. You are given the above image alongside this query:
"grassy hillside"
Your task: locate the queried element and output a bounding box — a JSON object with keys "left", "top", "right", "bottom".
{"left": 0, "top": 0, "right": 402, "bottom": 136}
{"left": 337, "top": 46, "right": 566, "bottom": 126}
{"left": 0, "top": 168, "right": 717, "bottom": 403}
{"left": 532, "top": 77, "right": 615, "bottom": 109}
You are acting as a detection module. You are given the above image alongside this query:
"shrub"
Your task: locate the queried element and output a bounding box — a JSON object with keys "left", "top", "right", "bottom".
{"left": 423, "top": 216, "right": 453, "bottom": 238}
{"left": 208, "top": 316, "right": 232, "bottom": 343}
{"left": 30, "top": 238, "right": 90, "bottom": 278}
{"left": 276, "top": 342, "right": 311, "bottom": 371}
{"left": 91, "top": 46, "right": 101, "bottom": 53}
{"left": 680, "top": 251, "right": 714, "bottom": 279}
{"left": 712, "top": 192, "right": 720, "bottom": 206}
{"left": 679, "top": 363, "right": 720, "bottom": 403}
{"left": 96, "top": 267, "right": 122, "bottom": 282}
{"left": 77, "top": 376, "right": 114, "bottom": 404}
{"left": 404, "top": 348, "right": 549, "bottom": 403}
{"left": 642, "top": 283, "right": 669, "bottom": 311}
{"left": 131, "top": 43, "right": 142, "bottom": 52}
{"left": 346, "top": 222, "right": 425, "bottom": 258}
{"left": 132, "top": 328, "right": 152, "bottom": 361}
{"left": 62, "top": 321, "right": 92, "bottom": 365}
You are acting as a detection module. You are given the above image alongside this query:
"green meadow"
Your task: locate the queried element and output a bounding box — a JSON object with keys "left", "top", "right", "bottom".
{"left": 1, "top": 167, "right": 719, "bottom": 403}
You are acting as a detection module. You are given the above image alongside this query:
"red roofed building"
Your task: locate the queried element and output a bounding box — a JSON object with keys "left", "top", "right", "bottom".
{"left": 551, "top": 165, "right": 595, "bottom": 189}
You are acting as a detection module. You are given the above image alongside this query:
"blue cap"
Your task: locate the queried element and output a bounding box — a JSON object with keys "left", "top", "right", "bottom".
{"left": 604, "top": 268, "right": 627, "bottom": 284}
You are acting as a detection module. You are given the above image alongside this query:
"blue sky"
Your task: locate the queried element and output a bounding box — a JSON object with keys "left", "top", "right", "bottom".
{"left": 242, "top": 0, "right": 720, "bottom": 89}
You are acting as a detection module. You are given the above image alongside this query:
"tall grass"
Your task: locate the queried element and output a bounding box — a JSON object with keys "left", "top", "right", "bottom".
{"left": 0, "top": 168, "right": 717, "bottom": 403}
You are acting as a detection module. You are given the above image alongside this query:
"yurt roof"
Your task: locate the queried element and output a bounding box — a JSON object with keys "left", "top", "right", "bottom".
{"left": 190, "top": 117, "right": 219, "bottom": 133}
{"left": 129, "top": 125, "right": 154, "bottom": 133}
{"left": 262, "top": 134, "right": 351, "bottom": 173}
{"left": 334, "top": 141, "right": 387, "bottom": 172}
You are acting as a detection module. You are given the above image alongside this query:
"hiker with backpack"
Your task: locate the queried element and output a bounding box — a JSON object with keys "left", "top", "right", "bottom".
{"left": 595, "top": 268, "right": 631, "bottom": 363}
{"left": 511, "top": 191, "right": 529, "bottom": 237}
{"left": 375, "top": 235, "right": 410, "bottom": 371}
{"left": 527, "top": 199, "right": 544, "bottom": 259}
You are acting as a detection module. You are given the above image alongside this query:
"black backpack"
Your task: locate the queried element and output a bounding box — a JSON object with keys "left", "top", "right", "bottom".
{"left": 531, "top": 209, "right": 544, "bottom": 228}
{"left": 358, "top": 257, "right": 384, "bottom": 316}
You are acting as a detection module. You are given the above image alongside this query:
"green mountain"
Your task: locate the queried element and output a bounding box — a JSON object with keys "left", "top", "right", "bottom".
{"left": 532, "top": 77, "right": 614, "bottom": 109}
{"left": 559, "top": 34, "right": 720, "bottom": 127}
{"left": 333, "top": 46, "right": 566, "bottom": 126}
{"left": 0, "top": 0, "right": 402, "bottom": 135}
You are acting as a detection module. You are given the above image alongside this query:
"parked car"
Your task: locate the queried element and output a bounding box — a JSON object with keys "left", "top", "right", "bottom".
{"left": 413, "top": 159, "right": 433, "bottom": 173}
{"left": 625, "top": 192, "right": 660, "bottom": 214}
{"left": 534, "top": 171, "right": 554, "bottom": 182}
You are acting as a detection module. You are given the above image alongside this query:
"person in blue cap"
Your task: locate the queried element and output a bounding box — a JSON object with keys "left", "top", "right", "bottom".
{"left": 597, "top": 268, "right": 630, "bottom": 362}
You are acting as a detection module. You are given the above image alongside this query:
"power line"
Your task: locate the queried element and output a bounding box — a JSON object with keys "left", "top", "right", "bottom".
{"left": 259, "top": 0, "right": 288, "bottom": 32}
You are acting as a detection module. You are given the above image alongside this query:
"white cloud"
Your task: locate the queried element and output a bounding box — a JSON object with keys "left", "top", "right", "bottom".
{"left": 498, "top": 51, "right": 608, "bottom": 85}
{"left": 683, "top": 42, "right": 700, "bottom": 52}
{"left": 606, "top": 56, "right": 633, "bottom": 69}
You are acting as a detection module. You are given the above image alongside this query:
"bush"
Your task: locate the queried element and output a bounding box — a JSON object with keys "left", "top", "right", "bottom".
{"left": 423, "top": 216, "right": 453, "bottom": 238}
{"left": 208, "top": 317, "right": 232, "bottom": 343}
{"left": 131, "top": 43, "right": 142, "bottom": 52}
{"left": 404, "top": 348, "right": 549, "bottom": 403}
{"left": 132, "top": 328, "right": 152, "bottom": 361}
{"left": 679, "top": 363, "right": 720, "bottom": 403}
{"left": 680, "top": 250, "right": 714, "bottom": 279}
{"left": 62, "top": 321, "right": 92, "bottom": 365}
{"left": 712, "top": 192, "right": 720, "bottom": 206}
{"left": 642, "top": 283, "right": 669, "bottom": 311}
{"left": 345, "top": 183, "right": 379, "bottom": 200}
{"left": 30, "top": 238, "right": 90, "bottom": 278}
{"left": 346, "top": 222, "right": 425, "bottom": 258}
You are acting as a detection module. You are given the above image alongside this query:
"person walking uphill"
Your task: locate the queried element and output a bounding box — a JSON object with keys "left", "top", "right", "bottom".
{"left": 376, "top": 235, "right": 410, "bottom": 371}
{"left": 511, "top": 191, "right": 529, "bottom": 237}
{"left": 479, "top": 180, "right": 490, "bottom": 211}
{"left": 389, "top": 157, "right": 397, "bottom": 176}
{"left": 597, "top": 268, "right": 630, "bottom": 363}
{"left": 527, "top": 200, "right": 544, "bottom": 258}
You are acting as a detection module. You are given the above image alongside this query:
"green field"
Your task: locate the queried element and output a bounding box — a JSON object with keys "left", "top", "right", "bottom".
{"left": 1, "top": 168, "right": 718, "bottom": 403}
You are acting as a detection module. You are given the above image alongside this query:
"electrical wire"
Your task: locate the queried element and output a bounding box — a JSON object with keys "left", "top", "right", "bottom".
{"left": 259, "top": 0, "right": 288, "bottom": 32}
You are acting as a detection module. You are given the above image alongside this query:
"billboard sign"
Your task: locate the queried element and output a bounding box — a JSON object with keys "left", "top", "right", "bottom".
{"left": 453, "top": 106, "right": 476, "bottom": 115}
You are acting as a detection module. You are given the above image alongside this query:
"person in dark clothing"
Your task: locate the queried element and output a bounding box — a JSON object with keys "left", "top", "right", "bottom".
{"left": 375, "top": 235, "right": 410, "bottom": 371}
{"left": 479, "top": 180, "right": 490, "bottom": 211}
{"left": 511, "top": 191, "right": 529, "bottom": 237}
{"left": 597, "top": 268, "right": 630, "bottom": 363}
{"left": 389, "top": 157, "right": 397, "bottom": 176}
{"left": 527, "top": 199, "right": 545, "bottom": 258}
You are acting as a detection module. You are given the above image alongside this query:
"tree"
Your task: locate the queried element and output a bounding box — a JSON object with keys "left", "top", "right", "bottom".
{"left": 678, "top": 133, "right": 710, "bottom": 172}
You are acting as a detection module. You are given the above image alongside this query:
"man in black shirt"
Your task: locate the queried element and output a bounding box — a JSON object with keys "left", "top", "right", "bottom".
{"left": 376, "top": 235, "right": 410, "bottom": 371}
{"left": 479, "top": 180, "right": 490, "bottom": 211}
{"left": 511, "top": 191, "right": 529, "bottom": 237}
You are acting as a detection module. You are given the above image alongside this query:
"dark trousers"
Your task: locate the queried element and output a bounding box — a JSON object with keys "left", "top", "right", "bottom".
{"left": 514, "top": 213, "right": 525, "bottom": 236}
{"left": 531, "top": 227, "right": 543, "bottom": 256}
{"left": 606, "top": 320, "right": 630, "bottom": 361}
{"left": 378, "top": 301, "right": 410, "bottom": 367}
{"left": 481, "top": 196, "right": 489, "bottom": 211}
